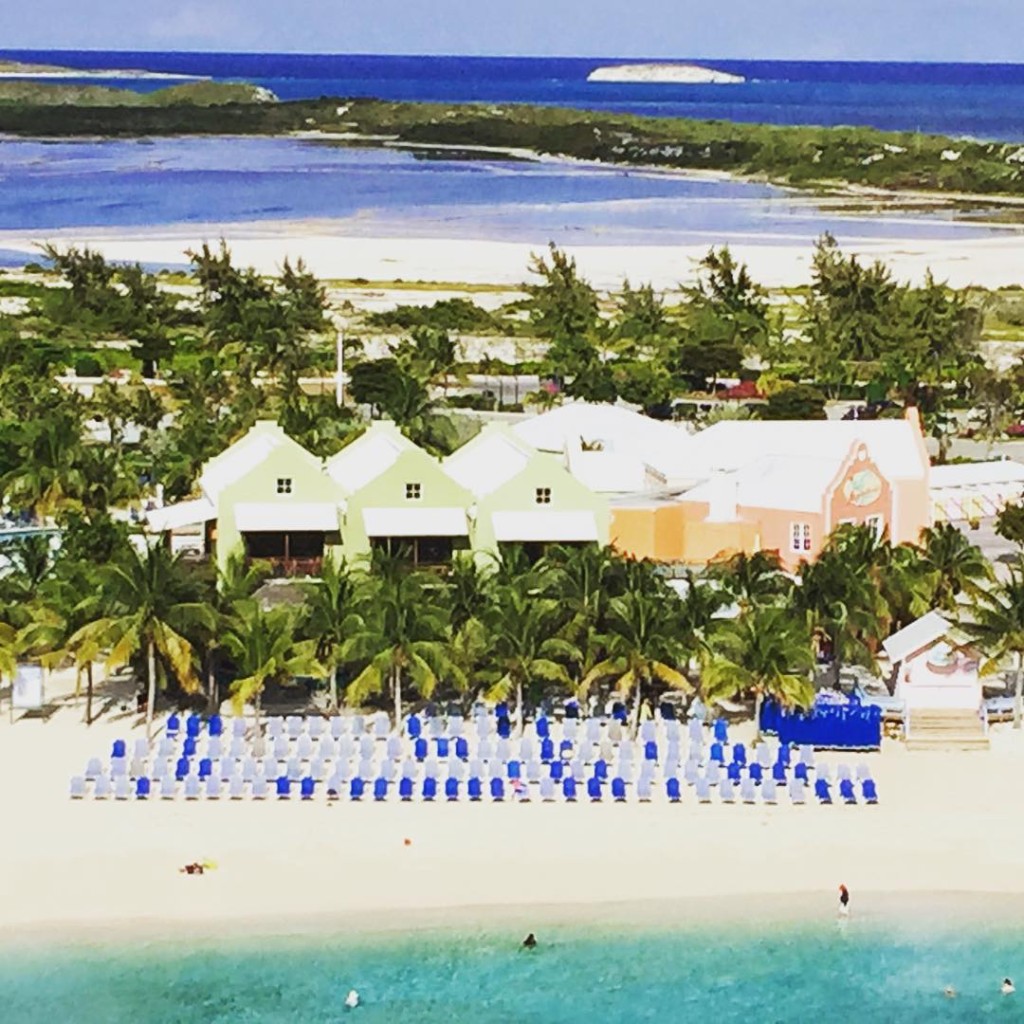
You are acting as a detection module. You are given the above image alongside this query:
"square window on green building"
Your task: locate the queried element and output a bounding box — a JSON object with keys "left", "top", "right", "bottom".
{"left": 276, "top": 478, "right": 293, "bottom": 494}
{"left": 406, "top": 482, "right": 422, "bottom": 500}
{"left": 535, "top": 487, "right": 551, "bottom": 504}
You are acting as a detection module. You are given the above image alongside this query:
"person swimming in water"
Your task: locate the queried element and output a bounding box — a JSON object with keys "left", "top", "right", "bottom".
{"left": 1002, "top": 978, "right": 1015, "bottom": 995}
{"left": 344, "top": 989, "right": 360, "bottom": 1009}
{"left": 838, "top": 884, "right": 850, "bottom": 915}
{"left": 522, "top": 933, "right": 537, "bottom": 949}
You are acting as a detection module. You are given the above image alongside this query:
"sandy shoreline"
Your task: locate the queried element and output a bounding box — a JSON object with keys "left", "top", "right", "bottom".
{"left": 3, "top": 220, "right": 1024, "bottom": 289}
{"left": 4, "top": 674, "right": 1024, "bottom": 946}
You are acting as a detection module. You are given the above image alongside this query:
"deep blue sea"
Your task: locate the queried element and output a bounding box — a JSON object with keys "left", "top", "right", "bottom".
{"left": 5, "top": 51, "right": 1024, "bottom": 139}
{"left": 4, "top": 916, "right": 1024, "bottom": 1023}
{"left": 1, "top": 53, "right": 1023, "bottom": 266}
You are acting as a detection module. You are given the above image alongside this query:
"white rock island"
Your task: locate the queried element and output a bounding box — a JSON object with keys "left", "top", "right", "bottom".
{"left": 587, "top": 63, "right": 745, "bottom": 85}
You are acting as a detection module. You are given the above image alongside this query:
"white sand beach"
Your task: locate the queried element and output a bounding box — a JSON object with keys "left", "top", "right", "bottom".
{"left": 4, "top": 221, "right": 1024, "bottom": 290}
{"left": 3, "top": 671, "right": 1024, "bottom": 943}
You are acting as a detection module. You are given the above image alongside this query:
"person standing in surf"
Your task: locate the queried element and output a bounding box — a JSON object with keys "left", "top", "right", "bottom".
{"left": 838, "top": 884, "right": 850, "bottom": 915}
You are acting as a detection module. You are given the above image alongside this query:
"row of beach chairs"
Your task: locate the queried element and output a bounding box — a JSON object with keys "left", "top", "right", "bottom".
{"left": 70, "top": 771, "right": 879, "bottom": 804}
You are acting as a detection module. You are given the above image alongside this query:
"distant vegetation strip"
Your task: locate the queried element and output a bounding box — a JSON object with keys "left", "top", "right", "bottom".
{"left": 3, "top": 88, "right": 1024, "bottom": 197}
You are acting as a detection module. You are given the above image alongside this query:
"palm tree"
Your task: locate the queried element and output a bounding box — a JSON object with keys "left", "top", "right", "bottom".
{"left": 918, "top": 523, "right": 992, "bottom": 612}
{"left": 540, "top": 544, "right": 621, "bottom": 680}
{"left": 303, "top": 559, "right": 361, "bottom": 710}
{"left": 964, "top": 559, "right": 1024, "bottom": 729}
{"left": 703, "top": 606, "right": 815, "bottom": 734}
{"left": 344, "top": 569, "right": 463, "bottom": 726}
{"left": 220, "top": 599, "right": 320, "bottom": 721}
{"left": 70, "top": 542, "right": 211, "bottom": 739}
{"left": 481, "top": 579, "right": 580, "bottom": 727}
{"left": 708, "top": 550, "right": 792, "bottom": 611}
{"left": 581, "top": 590, "right": 692, "bottom": 734}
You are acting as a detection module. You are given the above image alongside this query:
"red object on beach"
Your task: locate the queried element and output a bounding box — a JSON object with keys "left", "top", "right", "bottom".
{"left": 403, "top": 838, "right": 412, "bottom": 847}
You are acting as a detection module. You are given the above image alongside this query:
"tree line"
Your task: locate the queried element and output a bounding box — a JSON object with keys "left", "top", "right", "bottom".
{"left": 5, "top": 519, "right": 1022, "bottom": 735}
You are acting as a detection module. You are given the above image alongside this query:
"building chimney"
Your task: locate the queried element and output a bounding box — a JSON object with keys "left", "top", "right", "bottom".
{"left": 705, "top": 471, "right": 738, "bottom": 522}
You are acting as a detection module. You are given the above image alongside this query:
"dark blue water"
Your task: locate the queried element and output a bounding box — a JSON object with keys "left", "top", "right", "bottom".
{"left": 4, "top": 51, "right": 1024, "bottom": 139}
{"left": 3, "top": 917, "right": 1024, "bottom": 1023}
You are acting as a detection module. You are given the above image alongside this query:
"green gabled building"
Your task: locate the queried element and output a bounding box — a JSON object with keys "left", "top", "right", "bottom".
{"left": 326, "top": 421, "right": 474, "bottom": 567}
{"left": 147, "top": 419, "right": 609, "bottom": 577}
{"left": 443, "top": 422, "right": 610, "bottom": 563}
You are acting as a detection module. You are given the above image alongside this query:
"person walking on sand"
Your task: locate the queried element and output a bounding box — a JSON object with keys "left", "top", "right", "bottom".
{"left": 838, "top": 884, "right": 850, "bottom": 916}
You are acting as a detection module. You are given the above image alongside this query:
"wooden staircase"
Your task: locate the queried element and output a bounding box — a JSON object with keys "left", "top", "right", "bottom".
{"left": 905, "top": 708, "right": 989, "bottom": 751}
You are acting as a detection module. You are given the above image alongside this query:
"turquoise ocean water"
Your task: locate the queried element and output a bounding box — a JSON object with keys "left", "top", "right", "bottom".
{"left": 4, "top": 916, "right": 1023, "bottom": 1023}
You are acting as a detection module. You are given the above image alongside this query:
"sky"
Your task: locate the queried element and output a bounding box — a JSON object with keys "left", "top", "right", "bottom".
{"left": 5, "top": 0, "right": 1024, "bottom": 62}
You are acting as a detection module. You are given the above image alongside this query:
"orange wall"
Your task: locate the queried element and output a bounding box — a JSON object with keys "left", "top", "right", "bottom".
{"left": 828, "top": 449, "right": 892, "bottom": 536}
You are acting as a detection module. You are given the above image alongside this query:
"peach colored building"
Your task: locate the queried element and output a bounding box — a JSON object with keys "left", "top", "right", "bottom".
{"left": 514, "top": 403, "right": 932, "bottom": 569}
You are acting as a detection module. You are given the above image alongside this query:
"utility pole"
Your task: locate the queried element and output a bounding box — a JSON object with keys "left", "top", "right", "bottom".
{"left": 335, "top": 330, "right": 345, "bottom": 407}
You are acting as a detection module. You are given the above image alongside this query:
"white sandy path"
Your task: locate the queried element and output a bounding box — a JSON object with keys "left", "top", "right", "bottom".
{"left": 4, "top": 222, "right": 1024, "bottom": 290}
{"left": 2, "top": 683, "right": 1024, "bottom": 940}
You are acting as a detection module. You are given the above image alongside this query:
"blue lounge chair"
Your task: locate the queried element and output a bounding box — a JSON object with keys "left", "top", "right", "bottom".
{"left": 644, "top": 741, "right": 658, "bottom": 762}
{"left": 111, "top": 739, "right": 126, "bottom": 759}
{"left": 490, "top": 777, "right": 505, "bottom": 801}
{"left": 748, "top": 762, "right": 763, "bottom": 783}
{"left": 198, "top": 757, "right": 212, "bottom": 780}
{"left": 399, "top": 777, "right": 413, "bottom": 801}
{"left": 772, "top": 761, "right": 787, "bottom": 783}
{"left": 507, "top": 759, "right": 521, "bottom": 780}
{"left": 611, "top": 777, "right": 626, "bottom": 802}
{"left": 794, "top": 762, "right": 809, "bottom": 782}
{"left": 445, "top": 777, "right": 459, "bottom": 801}
{"left": 778, "top": 742, "right": 791, "bottom": 766}
{"left": 713, "top": 719, "right": 728, "bottom": 744}
{"left": 814, "top": 778, "right": 832, "bottom": 804}
{"left": 468, "top": 777, "right": 482, "bottom": 801}
{"left": 839, "top": 779, "right": 856, "bottom": 804}
{"left": 709, "top": 741, "right": 724, "bottom": 764}
{"left": 540, "top": 737, "right": 554, "bottom": 762}
{"left": 455, "top": 737, "right": 469, "bottom": 760}
{"left": 862, "top": 779, "right": 878, "bottom": 804}
{"left": 183, "top": 737, "right": 197, "bottom": 758}
{"left": 407, "top": 714, "right": 422, "bottom": 739}
{"left": 727, "top": 761, "right": 742, "bottom": 782}
{"left": 594, "top": 758, "right": 608, "bottom": 780}
{"left": 414, "top": 737, "right": 428, "bottom": 761}
{"left": 496, "top": 715, "right": 511, "bottom": 739}
{"left": 349, "top": 777, "right": 365, "bottom": 801}
{"left": 549, "top": 760, "right": 564, "bottom": 781}
{"left": 559, "top": 739, "right": 573, "bottom": 761}
{"left": 536, "top": 716, "right": 550, "bottom": 738}
{"left": 186, "top": 714, "right": 201, "bottom": 738}
{"left": 666, "top": 777, "right": 681, "bottom": 803}
{"left": 423, "top": 776, "right": 437, "bottom": 802}
{"left": 166, "top": 714, "right": 181, "bottom": 738}
{"left": 584, "top": 777, "right": 599, "bottom": 802}
{"left": 373, "top": 777, "right": 388, "bottom": 801}
{"left": 134, "top": 777, "right": 150, "bottom": 799}
{"left": 563, "top": 777, "right": 577, "bottom": 802}
{"left": 208, "top": 714, "right": 223, "bottom": 737}
{"left": 275, "top": 776, "right": 291, "bottom": 799}
{"left": 436, "top": 737, "right": 450, "bottom": 759}
{"left": 732, "top": 742, "right": 746, "bottom": 766}
{"left": 175, "top": 757, "right": 190, "bottom": 781}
